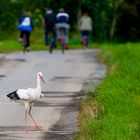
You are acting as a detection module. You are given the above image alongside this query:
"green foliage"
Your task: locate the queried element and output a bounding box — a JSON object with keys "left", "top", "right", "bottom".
{"left": 0, "top": 39, "right": 22, "bottom": 53}
{"left": 74, "top": 43, "right": 140, "bottom": 140}
{"left": 0, "top": 0, "right": 23, "bottom": 32}
{"left": 116, "top": 1, "right": 140, "bottom": 42}
{"left": 33, "top": 9, "right": 43, "bottom": 27}
{"left": 0, "top": 12, "right": 16, "bottom": 31}
{"left": 0, "top": 0, "right": 140, "bottom": 42}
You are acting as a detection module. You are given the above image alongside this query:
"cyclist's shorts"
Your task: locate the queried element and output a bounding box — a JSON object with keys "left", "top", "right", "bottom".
{"left": 56, "top": 23, "right": 70, "bottom": 30}
{"left": 81, "top": 30, "right": 89, "bottom": 35}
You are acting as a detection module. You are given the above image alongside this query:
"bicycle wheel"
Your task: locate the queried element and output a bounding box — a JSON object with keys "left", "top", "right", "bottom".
{"left": 23, "top": 34, "right": 27, "bottom": 53}
{"left": 59, "top": 28, "right": 66, "bottom": 54}
{"left": 48, "top": 32, "right": 54, "bottom": 54}
{"left": 61, "top": 42, "right": 65, "bottom": 54}
{"left": 49, "top": 40, "right": 53, "bottom": 54}
{"left": 82, "top": 35, "right": 88, "bottom": 49}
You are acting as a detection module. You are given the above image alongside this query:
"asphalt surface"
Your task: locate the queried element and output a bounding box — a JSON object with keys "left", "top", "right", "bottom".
{"left": 0, "top": 49, "right": 106, "bottom": 140}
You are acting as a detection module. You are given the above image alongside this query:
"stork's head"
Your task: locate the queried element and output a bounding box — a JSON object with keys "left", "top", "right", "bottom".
{"left": 38, "top": 72, "right": 45, "bottom": 84}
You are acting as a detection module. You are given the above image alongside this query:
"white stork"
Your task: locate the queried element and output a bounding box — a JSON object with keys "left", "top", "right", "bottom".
{"left": 7, "top": 72, "right": 45, "bottom": 133}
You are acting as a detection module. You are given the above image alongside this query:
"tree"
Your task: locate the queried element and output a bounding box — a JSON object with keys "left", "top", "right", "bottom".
{"left": 116, "top": 0, "right": 140, "bottom": 41}
{"left": 109, "top": 0, "right": 124, "bottom": 40}
{"left": 0, "top": 0, "right": 22, "bottom": 31}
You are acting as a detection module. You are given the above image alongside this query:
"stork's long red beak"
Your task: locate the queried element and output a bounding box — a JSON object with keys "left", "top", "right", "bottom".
{"left": 40, "top": 76, "right": 45, "bottom": 84}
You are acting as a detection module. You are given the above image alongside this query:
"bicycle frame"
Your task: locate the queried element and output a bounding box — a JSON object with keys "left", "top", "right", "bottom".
{"left": 82, "top": 35, "right": 88, "bottom": 49}
{"left": 58, "top": 28, "right": 66, "bottom": 54}
{"left": 83, "top": 36, "right": 87, "bottom": 46}
{"left": 21, "top": 31, "right": 30, "bottom": 53}
{"left": 48, "top": 32, "right": 54, "bottom": 54}
{"left": 22, "top": 34, "right": 28, "bottom": 53}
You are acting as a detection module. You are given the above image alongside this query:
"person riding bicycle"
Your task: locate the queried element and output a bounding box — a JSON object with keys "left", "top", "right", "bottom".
{"left": 79, "top": 11, "right": 92, "bottom": 47}
{"left": 56, "top": 8, "right": 70, "bottom": 49}
{"left": 18, "top": 10, "right": 33, "bottom": 52}
{"left": 43, "top": 8, "right": 56, "bottom": 47}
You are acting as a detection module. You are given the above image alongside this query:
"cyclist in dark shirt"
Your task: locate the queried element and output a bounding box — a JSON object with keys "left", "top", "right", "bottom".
{"left": 43, "top": 9, "right": 56, "bottom": 47}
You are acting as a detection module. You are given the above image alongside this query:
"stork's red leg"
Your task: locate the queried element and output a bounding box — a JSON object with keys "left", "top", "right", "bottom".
{"left": 28, "top": 106, "right": 41, "bottom": 129}
{"left": 25, "top": 109, "right": 28, "bottom": 133}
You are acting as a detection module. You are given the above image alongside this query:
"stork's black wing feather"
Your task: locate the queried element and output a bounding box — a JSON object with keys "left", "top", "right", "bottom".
{"left": 7, "top": 90, "right": 20, "bottom": 100}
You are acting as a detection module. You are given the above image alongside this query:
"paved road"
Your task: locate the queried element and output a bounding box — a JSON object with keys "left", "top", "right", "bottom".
{"left": 0, "top": 49, "right": 106, "bottom": 140}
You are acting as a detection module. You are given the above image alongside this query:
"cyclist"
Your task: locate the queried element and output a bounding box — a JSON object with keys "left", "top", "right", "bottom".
{"left": 79, "top": 11, "right": 92, "bottom": 47}
{"left": 56, "top": 8, "right": 70, "bottom": 49}
{"left": 18, "top": 10, "right": 33, "bottom": 52}
{"left": 43, "top": 8, "right": 56, "bottom": 47}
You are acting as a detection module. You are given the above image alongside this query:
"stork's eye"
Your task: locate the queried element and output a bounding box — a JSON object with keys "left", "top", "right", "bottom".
{"left": 38, "top": 72, "right": 43, "bottom": 77}
{"left": 38, "top": 73, "right": 42, "bottom": 77}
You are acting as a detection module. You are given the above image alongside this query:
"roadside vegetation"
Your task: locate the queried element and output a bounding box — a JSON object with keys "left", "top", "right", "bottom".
{"left": 73, "top": 43, "right": 140, "bottom": 140}
{"left": 0, "top": 29, "right": 95, "bottom": 53}
{"left": 0, "top": 29, "right": 45, "bottom": 53}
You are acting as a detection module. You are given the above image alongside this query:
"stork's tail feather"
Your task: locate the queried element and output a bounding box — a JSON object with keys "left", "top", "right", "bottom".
{"left": 7, "top": 90, "right": 20, "bottom": 100}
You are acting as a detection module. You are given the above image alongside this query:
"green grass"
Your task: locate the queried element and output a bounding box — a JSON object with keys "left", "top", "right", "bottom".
{"left": 73, "top": 43, "right": 140, "bottom": 140}
{"left": 0, "top": 29, "right": 46, "bottom": 53}
{"left": 0, "top": 29, "right": 95, "bottom": 53}
{"left": 0, "top": 39, "right": 22, "bottom": 53}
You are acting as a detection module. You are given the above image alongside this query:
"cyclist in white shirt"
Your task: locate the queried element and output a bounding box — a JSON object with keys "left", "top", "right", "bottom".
{"left": 79, "top": 11, "right": 92, "bottom": 47}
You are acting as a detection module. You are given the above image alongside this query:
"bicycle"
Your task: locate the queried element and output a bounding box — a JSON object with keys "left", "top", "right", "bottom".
{"left": 48, "top": 31, "right": 55, "bottom": 54}
{"left": 56, "top": 22, "right": 70, "bottom": 54}
{"left": 23, "top": 35, "right": 29, "bottom": 53}
{"left": 83, "top": 35, "right": 88, "bottom": 48}
{"left": 82, "top": 32, "right": 88, "bottom": 49}
{"left": 58, "top": 28, "right": 66, "bottom": 54}
{"left": 19, "top": 31, "right": 30, "bottom": 53}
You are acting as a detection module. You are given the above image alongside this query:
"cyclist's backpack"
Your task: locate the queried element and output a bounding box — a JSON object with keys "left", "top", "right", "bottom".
{"left": 56, "top": 13, "right": 69, "bottom": 23}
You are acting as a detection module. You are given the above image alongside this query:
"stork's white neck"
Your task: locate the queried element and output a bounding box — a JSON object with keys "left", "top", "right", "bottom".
{"left": 36, "top": 76, "right": 41, "bottom": 90}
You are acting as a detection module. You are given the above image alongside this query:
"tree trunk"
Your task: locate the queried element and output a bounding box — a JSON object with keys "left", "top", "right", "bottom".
{"left": 109, "top": 0, "right": 124, "bottom": 40}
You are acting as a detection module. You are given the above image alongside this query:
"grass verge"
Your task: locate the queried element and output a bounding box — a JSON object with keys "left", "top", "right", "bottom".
{"left": 73, "top": 43, "right": 140, "bottom": 140}
{"left": 0, "top": 29, "right": 95, "bottom": 53}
